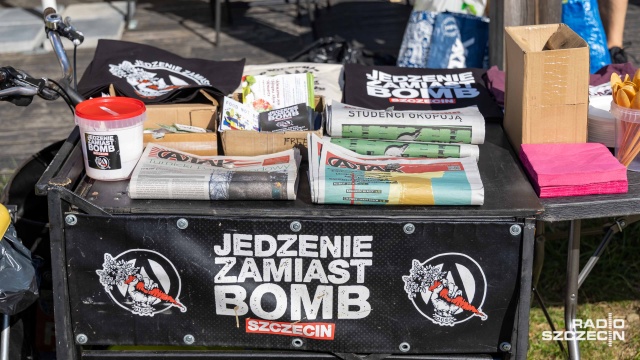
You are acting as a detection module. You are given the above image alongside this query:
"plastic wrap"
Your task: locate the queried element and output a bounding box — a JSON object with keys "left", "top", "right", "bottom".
{"left": 398, "top": 11, "right": 489, "bottom": 69}
{"left": 0, "top": 223, "right": 38, "bottom": 315}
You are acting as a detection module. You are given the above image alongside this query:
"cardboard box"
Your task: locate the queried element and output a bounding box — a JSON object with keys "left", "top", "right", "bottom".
{"left": 144, "top": 103, "right": 218, "bottom": 156}
{"left": 220, "top": 95, "right": 325, "bottom": 158}
{"left": 504, "top": 24, "right": 589, "bottom": 153}
{"left": 105, "top": 84, "right": 220, "bottom": 156}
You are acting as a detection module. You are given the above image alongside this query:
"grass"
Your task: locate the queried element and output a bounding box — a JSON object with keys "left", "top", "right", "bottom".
{"left": 528, "top": 219, "right": 640, "bottom": 359}
{"left": 0, "top": 174, "right": 10, "bottom": 189}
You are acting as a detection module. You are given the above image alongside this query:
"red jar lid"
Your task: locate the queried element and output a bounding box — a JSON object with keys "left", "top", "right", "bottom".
{"left": 75, "top": 97, "right": 146, "bottom": 121}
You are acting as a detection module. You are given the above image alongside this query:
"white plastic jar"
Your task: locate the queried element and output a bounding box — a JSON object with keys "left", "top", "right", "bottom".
{"left": 75, "top": 97, "right": 146, "bottom": 181}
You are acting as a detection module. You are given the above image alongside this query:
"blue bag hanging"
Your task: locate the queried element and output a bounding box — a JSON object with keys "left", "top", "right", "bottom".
{"left": 426, "top": 12, "right": 490, "bottom": 69}
{"left": 397, "top": 11, "right": 438, "bottom": 68}
{"left": 562, "top": 0, "right": 612, "bottom": 73}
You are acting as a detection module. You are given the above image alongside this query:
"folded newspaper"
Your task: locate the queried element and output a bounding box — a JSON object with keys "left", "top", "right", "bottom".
{"left": 308, "top": 134, "right": 484, "bottom": 205}
{"left": 328, "top": 137, "right": 479, "bottom": 161}
{"left": 327, "top": 101, "right": 485, "bottom": 144}
{"left": 129, "top": 144, "right": 301, "bottom": 200}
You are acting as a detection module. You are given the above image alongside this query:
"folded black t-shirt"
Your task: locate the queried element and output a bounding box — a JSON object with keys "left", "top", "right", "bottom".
{"left": 78, "top": 40, "right": 245, "bottom": 103}
{"left": 343, "top": 64, "right": 503, "bottom": 122}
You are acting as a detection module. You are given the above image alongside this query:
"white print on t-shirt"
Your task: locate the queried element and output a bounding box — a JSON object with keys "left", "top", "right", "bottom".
{"left": 365, "top": 70, "right": 480, "bottom": 102}
{"left": 109, "top": 60, "right": 210, "bottom": 98}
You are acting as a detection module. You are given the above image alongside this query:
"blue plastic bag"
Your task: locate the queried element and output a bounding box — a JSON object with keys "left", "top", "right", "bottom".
{"left": 397, "top": 11, "right": 489, "bottom": 69}
{"left": 427, "top": 12, "right": 489, "bottom": 69}
{"left": 397, "top": 11, "right": 438, "bottom": 68}
{"left": 562, "top": 0, "right": 611, "bottom": 73}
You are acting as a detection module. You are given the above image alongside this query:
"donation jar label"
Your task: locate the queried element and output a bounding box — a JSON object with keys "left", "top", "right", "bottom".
{"left": 85, "top": 133, "right": 122, "bottom": 170}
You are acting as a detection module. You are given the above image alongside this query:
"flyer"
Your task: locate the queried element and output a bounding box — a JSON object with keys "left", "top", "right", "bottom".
{"left": 242, "top": 73, "right": 315, "bottom": 112}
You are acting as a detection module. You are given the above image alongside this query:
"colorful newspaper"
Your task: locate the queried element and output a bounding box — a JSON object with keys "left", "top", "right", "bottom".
{"left": 328, "top": 137, "right": 480, "bottom": 161}
{"left": 327, "top": 101, "right": 485, "bottom": 144}
{"left": 308, "top": 134, "right": 484, "bottom": 205}
{"left": 128, "top": 144, "right": 301, "bottom": 200}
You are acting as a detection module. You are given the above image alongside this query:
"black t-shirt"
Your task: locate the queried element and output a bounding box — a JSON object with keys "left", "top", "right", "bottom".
{"left": 343, "top": 64, "right": 503, "bottom": 122}
{"left": 78, "top": 40, "right": 245, "bottom": 103}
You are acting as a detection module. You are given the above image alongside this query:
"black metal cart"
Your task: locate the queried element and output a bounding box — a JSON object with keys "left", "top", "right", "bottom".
{"left": 36, "top": 123, "right": 542, "bottom": 360}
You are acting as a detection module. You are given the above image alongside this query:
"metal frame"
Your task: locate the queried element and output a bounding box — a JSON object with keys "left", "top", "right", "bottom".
{"left": 80, "top": 351, "right": 501, "bottom": 359}
{"left": 562, "top": 216, "right": 640, "bottom": 360}
{"left": 514, "top": 218, "right": 536, "bottom": 359}
{"left": 534, "top": 214, "right": 640, "bottom": 360}
{"left": 0, "top": 314, "right": 9, "bottom": 360}
{"left": 565, "top": 220, "right": 581, "bottom": 359}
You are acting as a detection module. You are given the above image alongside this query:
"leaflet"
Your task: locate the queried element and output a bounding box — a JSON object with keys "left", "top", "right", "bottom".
{"left": 220, "top": 96, "right": 260, "bottom": 131}
{"left": 242, "top": 73, "right": 315, "bottom": 112}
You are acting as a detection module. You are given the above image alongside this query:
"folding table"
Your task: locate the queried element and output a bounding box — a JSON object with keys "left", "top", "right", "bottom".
{"left": 536, "top": 170, "right": 640, "bottom": 360}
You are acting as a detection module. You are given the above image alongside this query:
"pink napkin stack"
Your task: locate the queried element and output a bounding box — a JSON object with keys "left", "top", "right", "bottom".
{"left": 520, "top": 143, "right": 628, "bottom": 198}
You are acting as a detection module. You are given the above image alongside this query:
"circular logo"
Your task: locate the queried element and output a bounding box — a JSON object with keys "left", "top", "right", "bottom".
{"left": 276, "top": 120, "right": 294, "bottom": 128}
{"left": 96, "top": 249, "right": 186, "bottom": 317}
{"left": 95, "top": 156, "right": 110, "bottom": 170}
{"left": 402, "top": 253, "right": 487, "bottom": 326}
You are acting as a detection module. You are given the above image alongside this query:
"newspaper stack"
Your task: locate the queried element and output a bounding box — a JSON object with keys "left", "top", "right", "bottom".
{"left": 308, "top": 134, "right": 484, "bottom": 205}
{"left": 326, "top": 101, "right": 483, "bottom": 160}
{"left": 128, "top": 144, "right": 301, "bottom": 200}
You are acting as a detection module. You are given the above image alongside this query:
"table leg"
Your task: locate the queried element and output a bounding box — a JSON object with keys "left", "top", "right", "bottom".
{"left": 1, "top": 314, "right": 9, "bottom": 360}
{"left": 532, "top": 220, "right": 546, "bottom": 289}
{"left": 215, "top": 0, "right": 221, "bottom": 46}
{"left": 125, "top": 0, "right": 137, "bottom": 30}
{"left": 565, "top": 219, "right": 581, "bottom": 360}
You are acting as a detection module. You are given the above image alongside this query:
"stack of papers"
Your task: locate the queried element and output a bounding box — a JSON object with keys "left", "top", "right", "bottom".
{"left": 520, "top": 143, "right": 627, "bottom": 198}
{"left": 308, "top": 134, "right": 484, "bottom": 205}
{"left": 588, "top": 96, "right": 615, "bottom": 148}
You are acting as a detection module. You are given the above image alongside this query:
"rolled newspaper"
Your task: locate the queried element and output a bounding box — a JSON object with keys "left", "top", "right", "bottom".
{"left": 328, "top": 137, "right": 479, "bottom": 161}
{"left": 128, "top": 144, "right": 301, "bottom": 200}
{"left": 327, "top": 101, "right": 485, "bottom": 144}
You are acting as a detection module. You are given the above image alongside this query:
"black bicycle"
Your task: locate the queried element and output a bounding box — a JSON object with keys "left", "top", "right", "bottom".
{"left": 0, "top": 8, "right": 85, "bottom": 360}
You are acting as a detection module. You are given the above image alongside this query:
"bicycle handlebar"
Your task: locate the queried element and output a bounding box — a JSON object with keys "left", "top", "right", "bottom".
{"left": 44, "top": 8, "right": 84, "bottom": 46}
{"left": 0, "top": 8, "right": 86, "bottom": 107}
{"left": 44, "top": 7, "right": 84, "bottom": 106}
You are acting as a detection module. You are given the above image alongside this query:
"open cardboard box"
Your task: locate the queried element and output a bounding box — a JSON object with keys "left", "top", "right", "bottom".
{"left": 504, "top": 24, "right": 589, "bottom": 154}
{"left": 107, "top": 86, "right": 220, "bottom": 156}
{"left": 144, "top": 103, "right": 218, "bottom": 156}
{"left": 106, "top": 85, "right": 219, "bottom": 155}
{"left": 220, "top": 95, "right": 326, "bottom": 159}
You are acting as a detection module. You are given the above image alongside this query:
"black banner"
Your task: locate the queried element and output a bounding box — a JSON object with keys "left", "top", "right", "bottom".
{"left": 65, "top": 216, "right": 522, "bottom": 354}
